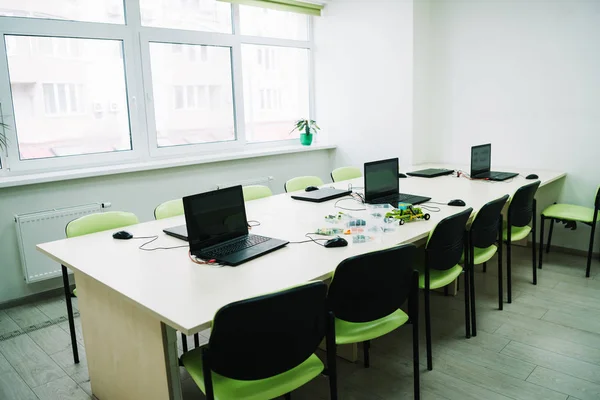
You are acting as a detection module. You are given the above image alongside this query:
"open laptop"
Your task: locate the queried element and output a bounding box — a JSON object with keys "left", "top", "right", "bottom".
{"left": 291, "top": 188, "right": 352, "bottom": 203}
{"left": 364, "top": 158, "right": 431, "bottom": 206}
{"left": 407, "top": 168, "right": 454, "bottom": 178}
{"left": 471, "top": 144, "right": 518, "bottom": 181}
{"left": 167, "top": 186, "right": 288, "bottom": 266}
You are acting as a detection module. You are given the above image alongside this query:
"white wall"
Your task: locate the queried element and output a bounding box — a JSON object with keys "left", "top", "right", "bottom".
{"left": 0, "top": 150, "right": 334, "bottom": 304}
{"left": 428, "top": 0, "right": 600, "bottom": 252}
{"left": 314, "top": 0, "right": 415, "bottom": 170}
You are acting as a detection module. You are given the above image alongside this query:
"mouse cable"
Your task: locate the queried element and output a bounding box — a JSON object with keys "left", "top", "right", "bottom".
{"left": 137, "top": 235, "right": 189, "bottom": 251}
{"left": 247, "top": 220, "right": 261, "bottom": 227}
{"left": 419, "top": 204, "right": 441, "bottom": 213}
{"left": 288, "top": 233, "right": 328, "bottom": 246}
{"left": 334, "top": 195, "right": 366, "bottom": 211}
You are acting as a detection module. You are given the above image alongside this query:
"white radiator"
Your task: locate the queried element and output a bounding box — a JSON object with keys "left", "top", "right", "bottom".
{"left": 215, "top": 176, "right": 274, "bottom": 190}
{"left": 15, "top": 202, "right": 110, "bottom": 283}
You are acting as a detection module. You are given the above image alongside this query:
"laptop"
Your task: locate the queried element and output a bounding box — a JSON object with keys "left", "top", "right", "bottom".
{"left": 471, "top": 144, "right": 518, "bottom": 181}
{"left": 291, "top": 188, "right": 352, "bottom": 203}
{"left": 364, "top": 158, "right": 431, "bottom": 206}
{"left": 173, "top": 186, "right": 288, "bottom": 266}
{"left": 407, "top": 168, "right": 454, "bottom": 178}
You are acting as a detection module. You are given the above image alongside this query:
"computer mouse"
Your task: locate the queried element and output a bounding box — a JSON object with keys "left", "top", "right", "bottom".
{"left": 113, "top": 230, "right": 133, "bottom": 240}
{"left": 448, "top": 199, "right": 466, "bottom": 207}
{"left": 324, "top": 237, "right": 348, "bottom": 248}
{"left": 398, "top": 173, "right": 408, "bottom": 178}
{"left": 526, "top": 174, "right": 539, "bottom": 180}
{"left": 305, "top": 186, "right": 319, "bottom": 192}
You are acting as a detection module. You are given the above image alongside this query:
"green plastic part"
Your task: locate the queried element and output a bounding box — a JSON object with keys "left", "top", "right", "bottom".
{"left": 154, "top": 199, "right": 184, "bottom": 220}
{"left": 461, "top": 245, "right": 498, "bottom": 265}
{"left": 331, "top": 166, "right": 362, "bottom": 182}
{"left": 417, "top": 264, "right": 463, "bottom": 290}
{"left": 502, "top": 225, "right": 532, "bottom": 242}
{"left": 542, "top": 204, "right": 599, "bottom": 224}
{"left": 285, "top": 176, "right": 324, "bottom": 193}
{"left": 335, "top": 309, "right": 409, "bottom": 345}
{"left": 181, "top": 351, "right": 324, "bottom": 400}
{"left": 242, "top": 185, "right": 273, "bottom": 201}
{"left": 66, "top": 211, "right": 139, "bottom": 238}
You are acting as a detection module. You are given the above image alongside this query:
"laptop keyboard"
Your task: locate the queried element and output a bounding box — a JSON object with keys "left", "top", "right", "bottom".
{"left": 376, "top": 193, "right": 425, "bottom": 205}
{"left": 202, "top": 235, "right": 271, "bottom": 259}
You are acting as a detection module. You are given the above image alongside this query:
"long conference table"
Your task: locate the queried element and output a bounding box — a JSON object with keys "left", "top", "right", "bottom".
{"left": 37, "top": 164, "right": 565, "bottom": 400}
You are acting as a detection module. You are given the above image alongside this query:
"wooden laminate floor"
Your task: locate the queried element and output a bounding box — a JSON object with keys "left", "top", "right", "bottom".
{"left": 1, "top": 246, "right": 599, "bottom": 399}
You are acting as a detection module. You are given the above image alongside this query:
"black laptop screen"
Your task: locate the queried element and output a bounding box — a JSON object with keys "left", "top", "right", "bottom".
{"left": 183, "top": 186, "right": 248, "bottom": 252}
{"left": 364, "top": 158, "right": 399, "bottom": 201}
{"left": 471, "top": 144, "right": 492, "bottom": 176}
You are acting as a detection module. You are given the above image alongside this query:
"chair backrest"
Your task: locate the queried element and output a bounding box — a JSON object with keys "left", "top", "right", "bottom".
{"left": 508, "top": 181, "right": 540, "bottom": 227}
{"left": 154, "top": 199, "right": 184, "bottom": 220}
{"left": 66, "top": 211, "right": 139, "bottom": 238}
{"left": 426, "top": 208, "right": 473, "bottom": 270}
{"left": 207, "top": 281, "right": 328, "bottom": 380}
{"left": 331, "top": 166, "right": 362, "bottom": 183}
{"left": 242, "top": 185, "right": 273, "bottom": 201}
{"left": 470, "top": 195, "right": 509, "bottom": 248}
{"left": 284, "top": 176, "right": 324, "bottom": 192}
{"left": 327, "top": 244, "right": 416, "bottom": 323}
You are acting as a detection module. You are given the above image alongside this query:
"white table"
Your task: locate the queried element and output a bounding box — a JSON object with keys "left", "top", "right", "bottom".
{"left": 37, "top": 164, "right": 565, "bottom": 400}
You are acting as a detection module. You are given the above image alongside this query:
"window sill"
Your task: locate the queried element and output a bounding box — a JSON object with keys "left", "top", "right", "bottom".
{"left": 0, "top": 143, "right": 336, "bottom": 189}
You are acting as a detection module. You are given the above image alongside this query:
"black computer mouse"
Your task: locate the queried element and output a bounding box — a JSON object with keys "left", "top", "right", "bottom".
{"left": 526, "top": 174, "right": 539, "bottom": 180}
{"left": 448, "top": 199, "right": 466, "bottom": 207}
{"left": 305, "top": 186, "right": 319, "bottom": 192}
{"left": 324, "top": 237, "right": 348, "bottom": 248}
{"left": 113, "top": 230, "right": 133, "bottom": 240}
{"left": 398, "top": 173, "right": 408, "bottom": 178}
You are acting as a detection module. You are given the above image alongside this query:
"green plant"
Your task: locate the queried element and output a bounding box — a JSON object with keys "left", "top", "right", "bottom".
{"left": 290, "top": 119, "right": 320, "bottom": 136}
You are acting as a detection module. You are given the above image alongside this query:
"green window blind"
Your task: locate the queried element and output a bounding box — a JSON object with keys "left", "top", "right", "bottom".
{"left": 217, "top": 0, "right": 324, "bottom": 16}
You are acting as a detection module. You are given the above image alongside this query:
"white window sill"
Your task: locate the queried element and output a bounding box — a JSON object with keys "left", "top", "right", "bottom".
{"left": 0, "top": 143, "right": 336, "bottom": 189}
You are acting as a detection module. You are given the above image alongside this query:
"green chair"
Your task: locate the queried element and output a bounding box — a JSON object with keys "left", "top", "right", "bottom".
{"left": 284, "top": 176, "right": 324, "bottom": 193}
{"left": 181, "top": 282, "right": 338, "bottom": 400}
{"left": 330, "top": 166, "right": 362, "bottom": 183}
{"left": 503, "top": 181, "right": 540, "bottom": 303}
{"left": 464, "top": 195, "right": 509, "bottom": 338}
{"left": 327, "top": 244, "right": 420, "bottom": 400}
{"left": 539, "top": 187, "right": 600, "bottom": 277}
{"left": 420, "top": 207, "right": 472, "bottom": 371}
{"left": 242, "top": 185, "right": 273, "bottom": 201}
{"left": 154, "top": 199, "right": 184, "bottom": 220}
{"left": 62, "top": 211, "right": 139, "bottom": 364}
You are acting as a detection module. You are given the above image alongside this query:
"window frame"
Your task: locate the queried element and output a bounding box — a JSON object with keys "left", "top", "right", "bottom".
{"left": 0, "top": 0, "right": 315, "bottom": 176}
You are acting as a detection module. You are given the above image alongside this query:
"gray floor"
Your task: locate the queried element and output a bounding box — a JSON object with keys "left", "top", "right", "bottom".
{"left": 1, "top": 246, "right": 599, "bottom": 399}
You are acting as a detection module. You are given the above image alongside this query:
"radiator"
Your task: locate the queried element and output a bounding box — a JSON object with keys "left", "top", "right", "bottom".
{"left": 15, "top": 202, "right": 110, "bottom": 283}
{"left": 215, "top": 176, "right": 274, "bottom": 190}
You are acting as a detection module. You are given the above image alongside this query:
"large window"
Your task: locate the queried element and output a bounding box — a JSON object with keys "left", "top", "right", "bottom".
{"left": 0, "top": 0, "right": 314, "bottom": 174}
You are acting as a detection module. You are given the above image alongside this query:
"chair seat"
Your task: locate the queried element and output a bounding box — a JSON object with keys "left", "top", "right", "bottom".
{"left": 335, "top": 309, "right": 409, "bottom": 345}
{"left": 502, "top": 225, "right": 531, "bottom": 241}
{"left": 461, "top": 245, "right": 498, "bottom": 266}
{"left": 542, "top": 204, "right": 598, "bottom": 224}
{"left": 181, "top": 350, "right": 324, "bottom": 400}
{"left": 417, "top": 264, "right": 463, "bottom": 290}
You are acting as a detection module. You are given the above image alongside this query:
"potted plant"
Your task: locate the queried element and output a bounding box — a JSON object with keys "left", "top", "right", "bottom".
{"left": 290, "top": 119, "right": 320, "bottom": 146}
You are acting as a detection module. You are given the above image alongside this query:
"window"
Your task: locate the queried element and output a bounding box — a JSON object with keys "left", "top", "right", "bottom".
{"left": 5, "top": 36, "right": 132, "bottom": 160}
{"left": 0, "top": 1, "right": 315, "bottom": 174}
{"left": 239, "top": 5, "right": 309, "bottom": 41}
{"left": 139, "top": 0, "right": 232, "bottom": 33}
{"left": 242, "top": 45, "right": 310, "bottom": 142}
{"left": 0, "top": 0, "right": 125, "bottom": 24}
{"left": 149, "top": 43, "right": 235, "bottom": 147}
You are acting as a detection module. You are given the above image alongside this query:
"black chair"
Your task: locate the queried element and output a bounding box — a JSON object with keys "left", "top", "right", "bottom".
{"left": 503, "top": 181, "right": 541, "bottom": 303}
{"left": 421, "top": 208, "right": 473, "bottom": 370}
{"left": 180, "top": 282, "right": 337, "bottom": 400}
{"left": 539, "top": 187, "right": 600, "bottom": 277}
{"left": 327, "top": 244, "right": 420, "bottom": 400}
{"left": 466, "top": 195, "right": 509, "bottom": 337}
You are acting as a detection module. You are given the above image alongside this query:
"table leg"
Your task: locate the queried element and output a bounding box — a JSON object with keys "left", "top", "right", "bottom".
{"left": 74, "top": 272, "right": 182, "bottom": 400}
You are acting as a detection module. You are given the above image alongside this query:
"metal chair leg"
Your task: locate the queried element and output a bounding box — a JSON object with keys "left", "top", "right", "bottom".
{"left": 464, "top": 270, "right": 471, "bottom": 339}
{"left": 498, "top": 239, "right": 503, "bottom": 311}
{"left": 507, "top": 239, "right": 512, "bottom": 304}
{"left": 483, "top": 262, "right": 487, "bottom": 273}
{"left": 533, "top": 200, "right": 537, "bottom": 285}
{"left": 546, "top": 218, "right": 555, "bottom": 253}
{"left": 586, "top": 224, "right": 597, "bottom": 278}
{"left": 194, "top": 333, "right": 200, "bottom": 348}
{"left": 539, "top": 215, "right": 545, "bottom": 269}
{"left": 62, "top": 265, "right": 79, "bottom": 364}
{"left": 181, "top": 333, "right": 188, "bottom": 353}
{"left": 470, "top": 261, "right": 477, "bottom": 336}
{"left": 424, "top": 288, "right": 433, "bottom": 371}
{"left": 363, "top": 340, "right": 370, "bottom": 368}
